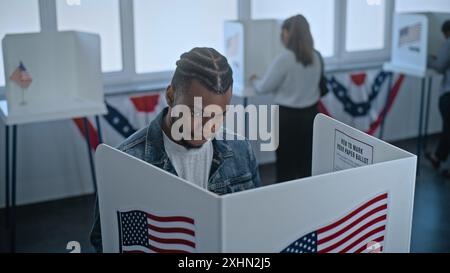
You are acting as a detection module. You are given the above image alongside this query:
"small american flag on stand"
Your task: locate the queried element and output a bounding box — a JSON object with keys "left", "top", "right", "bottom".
{"left": 281, "top": 192, "right": 388, "bottom": 253}
{"left": 9, "top": 61, "right": 32, "bottom": 89}
{"left": 117, "top": 210, "right": 196, "bottom": 253}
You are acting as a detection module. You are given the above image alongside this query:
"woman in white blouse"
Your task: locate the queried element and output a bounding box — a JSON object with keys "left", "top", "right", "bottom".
{"left": 251, "top": 14, "right": 323, "bottom": 182}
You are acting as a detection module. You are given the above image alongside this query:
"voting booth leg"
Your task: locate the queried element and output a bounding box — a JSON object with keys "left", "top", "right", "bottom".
{"left": 83, "top": 117, "right": 98, "bottom": 193}
{"left": 423, "top": 77, "right": 433, "bottom": 151}
{"left": 9, "top": 125, "right": 17, "bottom": 253}
{"left": 243, "top": 97, "right": 248, "bottom": 138}
{"left": 95, "top": 115, "right": 103, "bottom": 143}
{"left": 4, "top": 125, "right": 10, "bottom": 229}
{"left": 416, "top": 78, "right": 427, "bottom": 176}
{"left": 379, "top": 72, "right": 394, "bottom": 140}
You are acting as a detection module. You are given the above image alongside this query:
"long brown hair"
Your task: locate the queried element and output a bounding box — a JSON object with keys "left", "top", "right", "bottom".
{"left": 282, "top": 15, "right": 314, "bottom": 66}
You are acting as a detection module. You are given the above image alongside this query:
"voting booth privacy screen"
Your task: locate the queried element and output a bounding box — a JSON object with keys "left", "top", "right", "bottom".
{"left": 224, "top": 19, "right": 283, "bottom": 97}
{"left": 384, "top": 12, "right": 449, "bottom": 77}
{"left": 1, "top": 31, "right": 106, "bottom": 125}
{"left": 95, "top": 114, "right": 416, "bottom": 253}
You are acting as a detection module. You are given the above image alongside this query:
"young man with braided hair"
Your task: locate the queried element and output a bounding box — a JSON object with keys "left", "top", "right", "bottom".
{"left": 90, "top": 47, "right": 261, "bottom": 252}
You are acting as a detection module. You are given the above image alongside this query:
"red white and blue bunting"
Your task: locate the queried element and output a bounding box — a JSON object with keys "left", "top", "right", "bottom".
{"left": 320, "top": 70, "right": 405, "bottom": 136}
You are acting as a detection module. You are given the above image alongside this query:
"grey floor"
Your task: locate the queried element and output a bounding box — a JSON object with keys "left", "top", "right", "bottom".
{"left": 1, "top": 135, "right": 450, "bottom": 253}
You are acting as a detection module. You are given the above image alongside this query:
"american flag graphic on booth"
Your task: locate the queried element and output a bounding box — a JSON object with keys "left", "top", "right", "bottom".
{"left": 117, "top": 210, "right": 196, "bottom": 253}
{"left": 399, "top": 23, "right": 422, "bottom": 47}
{"left": 281, "top": 192, "right": 388, "bottom": 253}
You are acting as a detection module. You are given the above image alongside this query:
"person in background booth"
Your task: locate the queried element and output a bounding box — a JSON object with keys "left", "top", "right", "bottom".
{"left": 250, "top": 14, "right": 324, "bottom": 182}
{"left": 426, "top": 20, "right": 450, "bottom": 178}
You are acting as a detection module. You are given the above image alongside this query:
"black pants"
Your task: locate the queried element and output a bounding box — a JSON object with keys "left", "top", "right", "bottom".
{"left": 276, "top": 104, "right": 319, "bottom": 183}
{"left": 436, "top": 93, "right": 450, "bottom": 161}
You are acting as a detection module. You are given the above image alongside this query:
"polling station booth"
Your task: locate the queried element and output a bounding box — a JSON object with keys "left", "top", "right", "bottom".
{"left": 384, "top": 12, "right": 449, "bottom": 77}
{"left": 1, "top": 31, "right": 107, "bottom": 252}
{"left": 95, "top": 114, "right": 416, "bottom": 253}
{"left": 383, "top": 12, "right": 449, "bottom": 172}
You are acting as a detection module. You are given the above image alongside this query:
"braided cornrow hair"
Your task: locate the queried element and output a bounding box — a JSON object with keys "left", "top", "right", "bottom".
{"left": 171, "top": 47, "right": 233, "bottom": 94}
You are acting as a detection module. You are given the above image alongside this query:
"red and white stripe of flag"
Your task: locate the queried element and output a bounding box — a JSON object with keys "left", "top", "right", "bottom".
{"left": 316, "top": 192, "right": 388, "bottom": 253}
{"left": 123, "top": 213, "right": 196, "bottom": 253}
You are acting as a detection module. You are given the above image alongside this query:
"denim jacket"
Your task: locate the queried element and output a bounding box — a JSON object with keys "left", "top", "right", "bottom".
{"left": 90, "top": 107, "right": 261, "bottom": 252}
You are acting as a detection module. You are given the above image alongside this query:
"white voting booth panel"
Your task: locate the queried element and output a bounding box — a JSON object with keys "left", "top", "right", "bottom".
{"left": 96, "top": 114, "right": 416, "bottom": 253}
{"left": 384, "top": 12, "right": 449, "bottom": 77}
{"left": 224, "top": 19, "right": 283, "bottom": 97}
{"left": 1, "top": 31, "right": 106, "bottom": 125}
{"left": 96, "top": 147, "right": 222, "bottom": 253}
